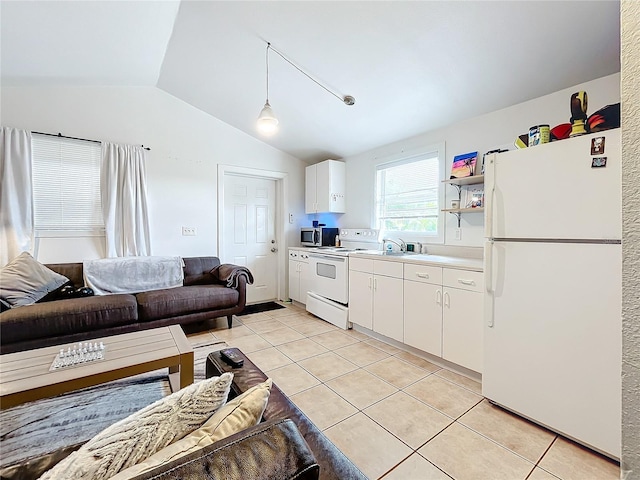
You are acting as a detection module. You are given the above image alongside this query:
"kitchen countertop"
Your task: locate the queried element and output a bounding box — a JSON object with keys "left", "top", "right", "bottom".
{"left": 349, "top": 250, "right": 483, "bottom": 272}
{"left": 289, "top": 246, "right": 483, "bottom": 272}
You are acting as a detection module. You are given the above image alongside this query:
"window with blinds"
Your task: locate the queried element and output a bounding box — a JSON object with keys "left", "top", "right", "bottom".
{"left": 31, "top": 134, "right": 104, "bottom": 235}
{"left": 375, "top": 149, "right": 443, "bottom": 239}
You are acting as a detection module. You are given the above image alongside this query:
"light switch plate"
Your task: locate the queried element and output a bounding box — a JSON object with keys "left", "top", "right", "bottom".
{"left": 182, "top": 227, "right": 197, "bottom": 236}
{"left": 455, "top": 228, "right": 461, "bottom": 240}
{"left": 289, "top": 213, "right": 294, "bottom": 224}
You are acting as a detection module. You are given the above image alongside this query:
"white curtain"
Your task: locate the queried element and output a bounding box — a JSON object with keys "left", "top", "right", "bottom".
{"left": 101, "top": 143, "right": 151, "bottom": 257}
{"left": 0, "top": 127, "right": 33, "bottom": 266}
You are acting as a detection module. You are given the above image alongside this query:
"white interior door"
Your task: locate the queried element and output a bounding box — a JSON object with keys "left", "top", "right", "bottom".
{"left": 222, "top": 174, "right": 277, "bottom": 304}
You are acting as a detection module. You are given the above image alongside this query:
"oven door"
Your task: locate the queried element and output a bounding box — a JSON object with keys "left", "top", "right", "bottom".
{"left": 308, "top": 254, "right": 348, "bottom": 304}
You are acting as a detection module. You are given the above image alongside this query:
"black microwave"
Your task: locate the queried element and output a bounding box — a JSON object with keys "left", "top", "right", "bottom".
{"left": 300, "top": 227, "right": 339, "bottom": 247}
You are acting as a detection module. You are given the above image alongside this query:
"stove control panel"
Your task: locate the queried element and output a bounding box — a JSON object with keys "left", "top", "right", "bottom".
{"left": 338, "top": 229, "right": 381, "bottom": 250}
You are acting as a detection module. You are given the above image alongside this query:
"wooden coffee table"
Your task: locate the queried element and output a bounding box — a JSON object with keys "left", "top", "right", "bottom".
{"left": 0, "top": 325, "right": 194, "bottom": 410}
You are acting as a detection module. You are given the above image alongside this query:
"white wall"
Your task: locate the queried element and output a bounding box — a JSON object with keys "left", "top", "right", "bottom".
{"left": 340, "top": 73, "right": 621, "bottom": 248}
{"left": 1, "top": 86, "right": 308, "bottom": 298}
{"left": 621, "top": 0, "right": 640, "bottom": 475}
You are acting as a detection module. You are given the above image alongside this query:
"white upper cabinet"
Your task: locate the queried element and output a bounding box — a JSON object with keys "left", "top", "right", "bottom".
{"left": 305, "top": 160, "right": 346, "bottom": 214}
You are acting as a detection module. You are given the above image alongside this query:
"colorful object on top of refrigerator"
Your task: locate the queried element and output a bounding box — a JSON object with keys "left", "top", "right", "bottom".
{"left": 483, "top": 129, "right": 621, "bottom": 459}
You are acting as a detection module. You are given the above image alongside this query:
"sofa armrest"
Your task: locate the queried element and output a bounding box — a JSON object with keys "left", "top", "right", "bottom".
{"left": 129, "top": 418, "right": 319, "bottom": 480}
{"left": 210, "top": 264, "right": 254, "bottom": 289}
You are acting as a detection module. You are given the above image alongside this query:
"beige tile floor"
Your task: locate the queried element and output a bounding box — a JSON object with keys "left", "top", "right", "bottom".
{"left": 191, "top": 303, "right": 620, "bottom": 480}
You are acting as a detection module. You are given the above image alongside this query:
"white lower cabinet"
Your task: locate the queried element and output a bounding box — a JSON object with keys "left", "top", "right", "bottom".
{"left": 373, "top": 274, "right": 404, "bottom": 341}
{"left": 349, "top": 258, "right": 403, "bottom": 342}
{"left": 288, "top": 250, "right": 309, "bottom": 304}
{"left": 403, "top": 264, "right": 483, "bottom": 373}
{"left": 403, "top": 264, "right": 443, "bottom": 356}
{"left": 441, "top": 269, "right": 484, "bottom": 372}
{"left": 348, "top": 269, "right": 373, "bottom": 329}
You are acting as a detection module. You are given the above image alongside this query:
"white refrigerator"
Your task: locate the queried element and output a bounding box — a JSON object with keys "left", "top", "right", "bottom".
{"left": 483, "top": 129, "right": 621, "bottom": 459}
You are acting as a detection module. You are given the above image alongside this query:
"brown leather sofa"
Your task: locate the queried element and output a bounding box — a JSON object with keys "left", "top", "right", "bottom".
{"left": 0, "top": 257, "right": 247, "bottom": 354}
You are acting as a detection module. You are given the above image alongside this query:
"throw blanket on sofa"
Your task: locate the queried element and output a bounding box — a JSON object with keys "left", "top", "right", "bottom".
{"left": 212, "top": 264, "right": 254, "bottom": 289}
{"left": 83, "top": 256, "right": 184, "bottom": 295}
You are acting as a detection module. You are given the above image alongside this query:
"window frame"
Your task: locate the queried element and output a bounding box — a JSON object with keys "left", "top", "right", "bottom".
{"left": 374, "top": 142, "right": 446, "bottom": 244}
{"left": 31, "top": 134, "right": 105, "bottom": 238}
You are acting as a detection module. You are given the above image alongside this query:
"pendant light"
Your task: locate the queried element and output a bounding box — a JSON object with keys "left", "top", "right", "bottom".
{"left": 257, "top": 43, "right": 279, "bottom": 135}
{"left": 256, "top": 41, "right": 355, "bottom": 136}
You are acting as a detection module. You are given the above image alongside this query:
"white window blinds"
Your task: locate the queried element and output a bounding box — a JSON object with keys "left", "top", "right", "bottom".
{"left": 376, "top": 153, "right": 441, "bottom": 235}
{"left": 31, "top": 134, "right": 104, "bottom": 234}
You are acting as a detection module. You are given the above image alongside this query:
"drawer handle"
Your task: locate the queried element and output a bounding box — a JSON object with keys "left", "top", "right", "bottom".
{"left": 458, "top": 279, "right": 476, "bottom": 286}
{"left": 416, "top": 273, "right": 430, "bottom": 279}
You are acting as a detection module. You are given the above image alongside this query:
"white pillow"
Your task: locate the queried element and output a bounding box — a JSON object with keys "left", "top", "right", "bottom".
{"left": 0, "top": 252, "right": 69, "bottom": 307}
{"left": 38, "top": 373, "right": 233, "bottom": 480}
{"left": 110, "top": 379, "right": 273, "bottom": 480}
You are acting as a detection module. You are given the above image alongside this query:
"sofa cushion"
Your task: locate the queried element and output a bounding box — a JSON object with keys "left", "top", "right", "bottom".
{"left": 183, "top": 257, "right": 221, "bottom": 286}
{"left": 0, "top": 295, "right": 138, "bottom": 345}
{"left": 0, "top": 252, "right": 69, "bottom": 307}
{"left": 111, "top": 378, "right": 272, "bottom": 480}
{"left": 44, "top": 263, "right": 84, "bottom": 291}
{"left": 39, "top": 373, "right": 234, "bottom": 480}
{"left": 136, "top": 285, "right": 239, "bottom": 322}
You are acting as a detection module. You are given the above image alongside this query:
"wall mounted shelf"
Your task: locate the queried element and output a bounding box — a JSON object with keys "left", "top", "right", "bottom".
{"left": 441, "top": 207, "right": 485, "bottom": 214}
{"left": 443, "top": 175, "right": 484, "bottom": 187}
{"left": 442, "top": 175, "right": 484, "bottom": 227}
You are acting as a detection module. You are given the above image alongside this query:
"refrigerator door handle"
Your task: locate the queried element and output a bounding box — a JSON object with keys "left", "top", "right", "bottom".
{"left": 485, "top": 240, "right": 495, "bottom": 328}
{"left": 484, "top": 155, "right": 496, "bottom": 239}
{"left": 485, "top": 183, "right": 496, "bottom": 239}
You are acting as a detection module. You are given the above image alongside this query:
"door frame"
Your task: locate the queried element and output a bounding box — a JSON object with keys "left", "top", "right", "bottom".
{"left": 217, "top": 165, "right": 288, "bottom": 302}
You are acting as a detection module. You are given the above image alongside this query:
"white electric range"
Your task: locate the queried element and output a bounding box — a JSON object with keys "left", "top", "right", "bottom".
{"left": 305, "top": 229, "right": 380, "bottom": 329}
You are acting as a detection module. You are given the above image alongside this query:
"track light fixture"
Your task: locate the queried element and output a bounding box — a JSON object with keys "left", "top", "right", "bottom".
{"left": 257, "top": 42, "right": 355, "bottom": 136}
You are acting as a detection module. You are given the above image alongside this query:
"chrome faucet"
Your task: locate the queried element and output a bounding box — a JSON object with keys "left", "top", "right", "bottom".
{"left": 382, "top": 238, "right": 406, "bottom": 252}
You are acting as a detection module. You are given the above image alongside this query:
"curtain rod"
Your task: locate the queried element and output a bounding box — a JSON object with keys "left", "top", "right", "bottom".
{"left": 31, "top": 131, "right": 151, "bottom": 151}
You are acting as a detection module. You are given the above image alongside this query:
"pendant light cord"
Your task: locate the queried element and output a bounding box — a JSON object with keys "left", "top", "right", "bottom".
{"left": 266, "top": 42, "right": 354, "bottom": 106}
{"left": 265, "top": 43, "right": 271, "bottom": 103}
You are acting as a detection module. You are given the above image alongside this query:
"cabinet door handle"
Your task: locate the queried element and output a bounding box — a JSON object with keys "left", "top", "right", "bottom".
{"left": 368, "top": 276, "right": 372, "bottom": 290}
{"left": 436, "top": 290, "right": 442, "bottom": 305}
{"left": 444, "top": 291, "right": 450, "bottom": 308}
{"left": 458, "top": 279, "right": 476, "bottom": 286}
{"left": 416, "top": 273, "right": 430, "bottom": 279}
{"left": 373, "top": 277, "right": 377, "bottom": 291}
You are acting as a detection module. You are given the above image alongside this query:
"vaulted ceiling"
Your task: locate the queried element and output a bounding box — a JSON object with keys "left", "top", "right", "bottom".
{"left": 1, "top": 1, "right": 621, "bottom": 162}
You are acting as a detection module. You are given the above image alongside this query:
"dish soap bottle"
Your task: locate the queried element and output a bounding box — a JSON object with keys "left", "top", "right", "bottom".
{"left": 335, "top": 235, "right": 341, "bottom": 247}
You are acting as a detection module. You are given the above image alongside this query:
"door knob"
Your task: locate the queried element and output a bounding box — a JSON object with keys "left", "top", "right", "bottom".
{"left": 271, "top": 247, "right": 278, "bottom": 253}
